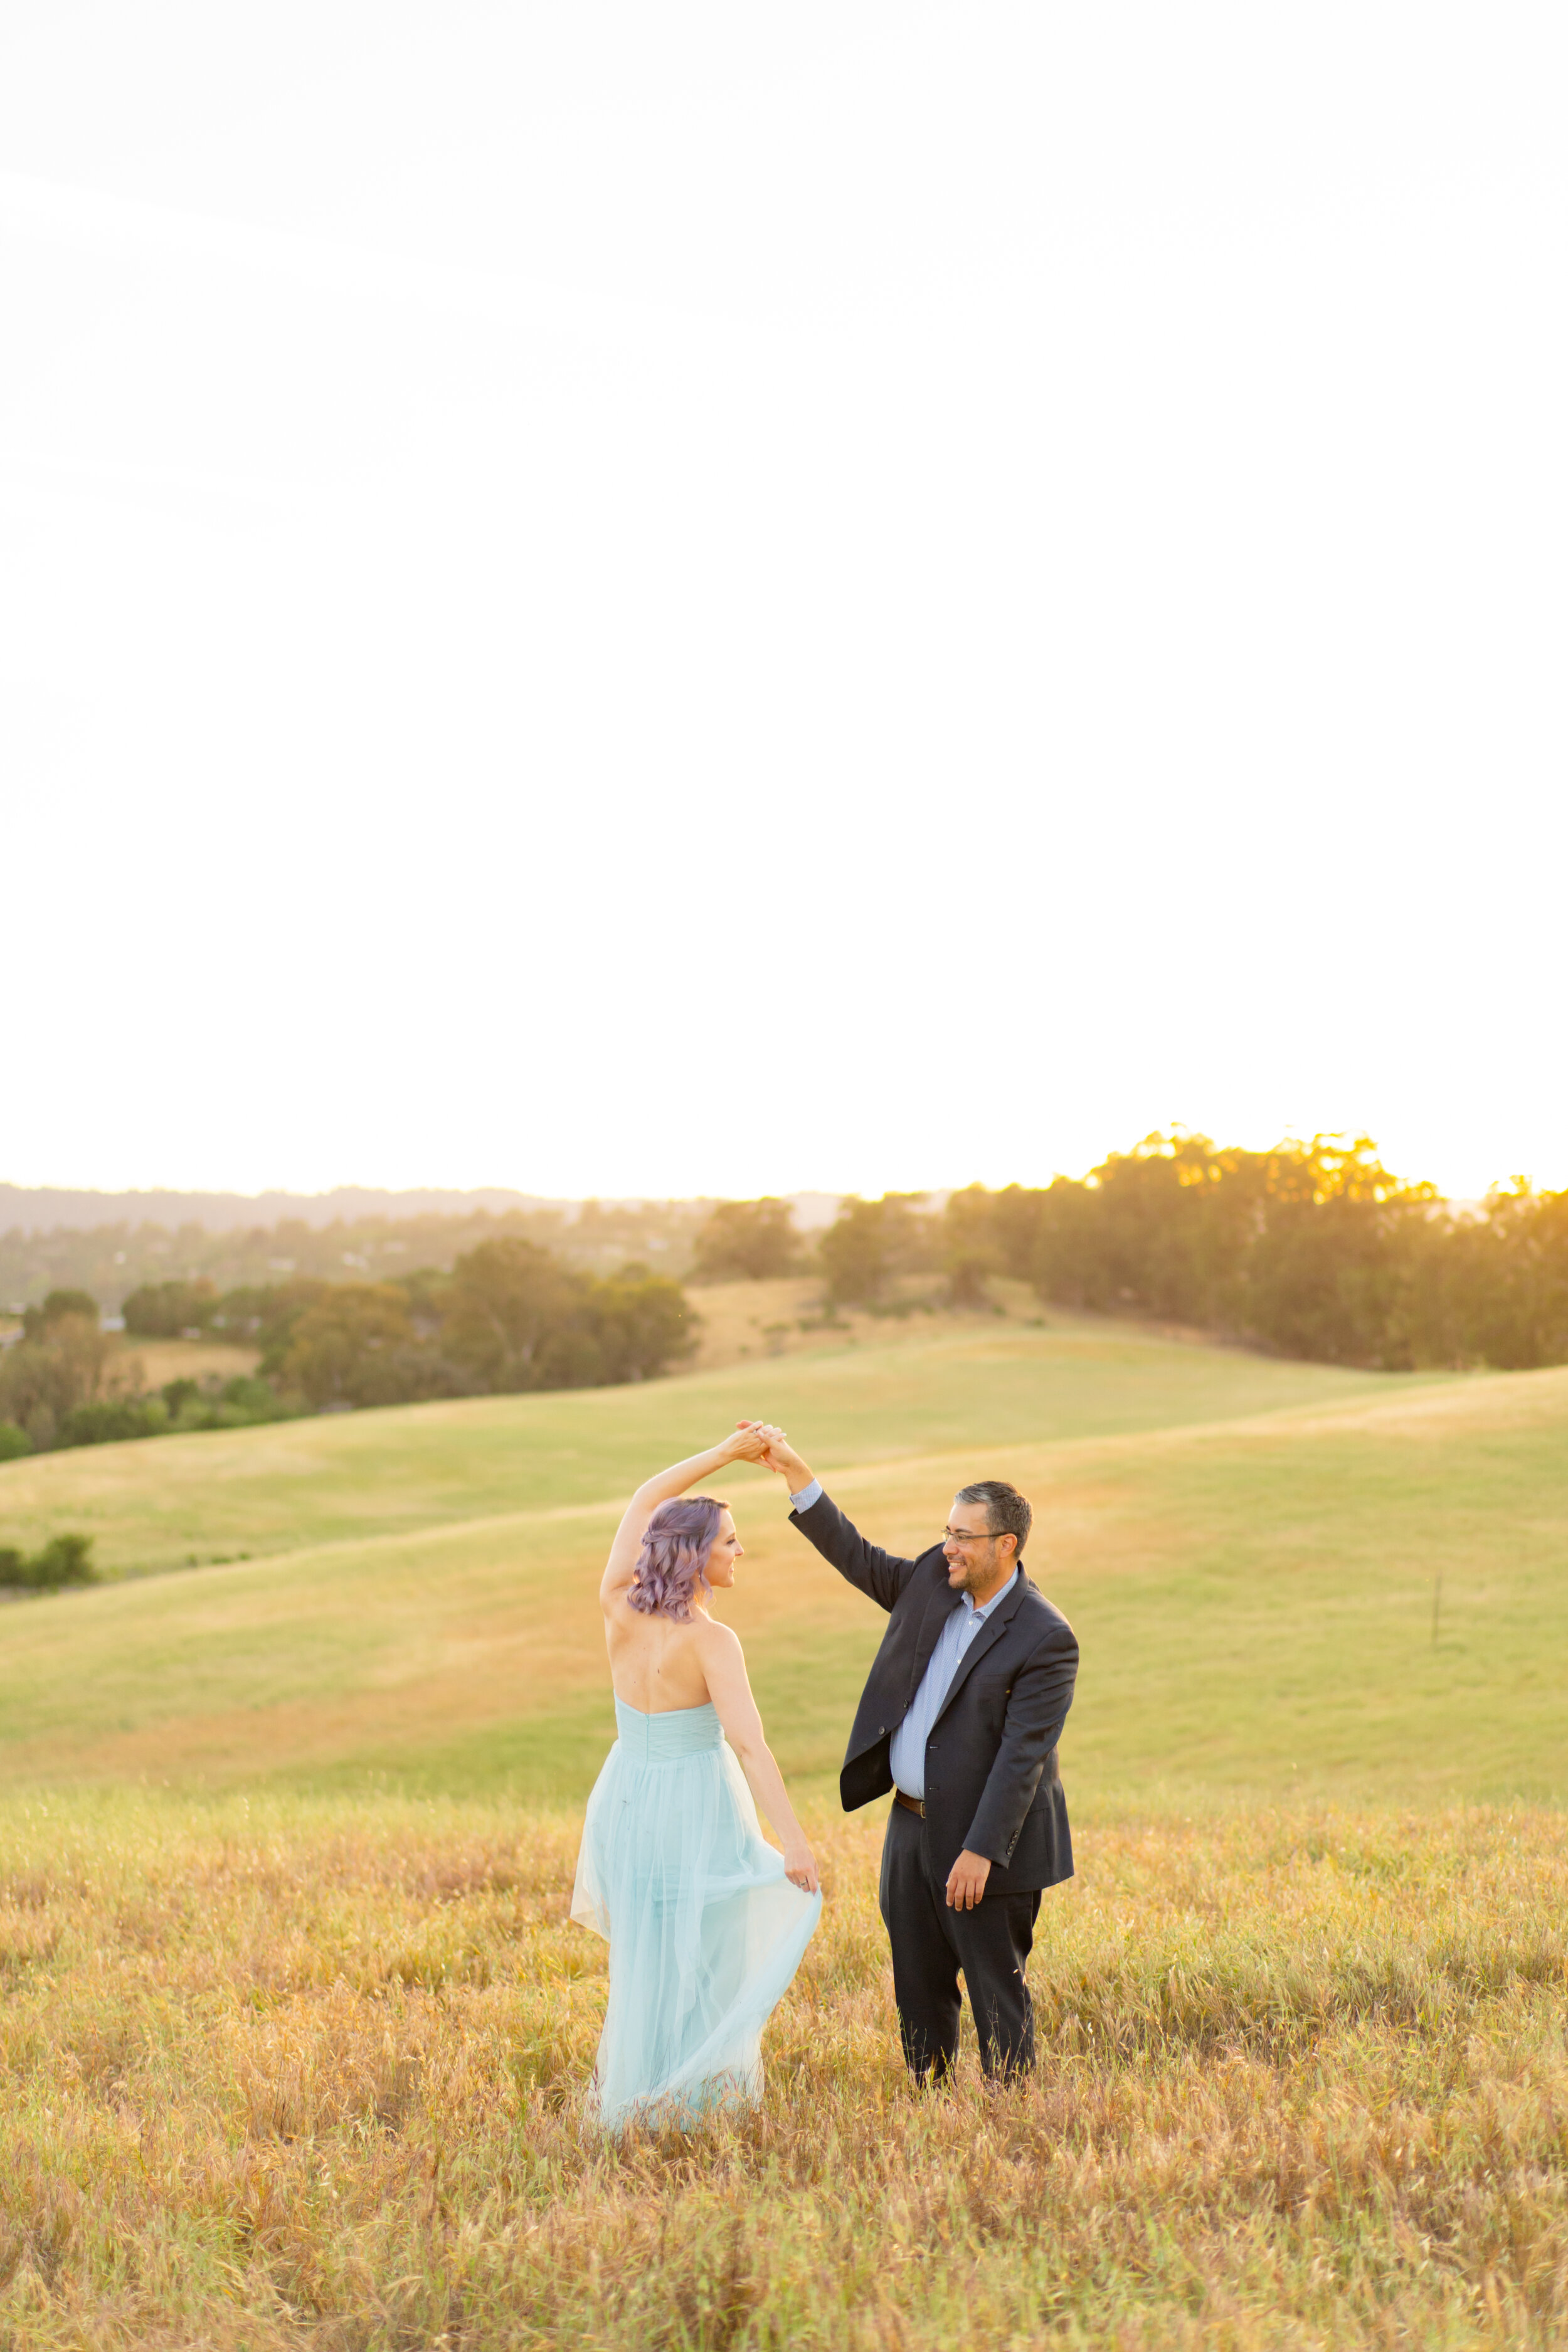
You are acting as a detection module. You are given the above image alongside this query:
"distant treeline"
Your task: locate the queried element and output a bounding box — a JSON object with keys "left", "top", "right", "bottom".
{"left": 0, "top": 1200, "right": 714, "bottom": 1318}
{"left": 0, "top": 1240, "right": 692, "bottom": 1456}
{"left": 130, "top": 1242, "right": 694, "bottom": 1404}
{"left": 613, "top": 1134, "right": 1568, "bottom": 1367}
{"left": 800, "top": 1135, "right": 1568, "bottom": 1371}
{"left": 3, "top": 1135, "right": 1565, "bottom": 1467}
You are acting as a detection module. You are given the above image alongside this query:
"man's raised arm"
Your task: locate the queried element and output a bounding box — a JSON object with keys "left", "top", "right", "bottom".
{"left": 755, "top": 1427, "right": 918, "bottom": 1614}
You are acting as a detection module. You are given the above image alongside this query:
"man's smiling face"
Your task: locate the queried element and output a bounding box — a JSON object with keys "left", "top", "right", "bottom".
{"left": 942, "top": 1498, "right": 1015, "bottom": 1599}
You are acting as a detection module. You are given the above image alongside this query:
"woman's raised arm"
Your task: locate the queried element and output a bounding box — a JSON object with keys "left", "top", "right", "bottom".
{"left": 598, "top": 1426, "right": 768, "bottom": 1609}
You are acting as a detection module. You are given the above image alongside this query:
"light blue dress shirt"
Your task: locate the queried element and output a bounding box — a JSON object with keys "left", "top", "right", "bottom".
{"left": 887, "top": 1568, "right": 1019, "bottom": 1802}
{"left": 789, "top": 1478, "right": 1019, "bottom": 1804}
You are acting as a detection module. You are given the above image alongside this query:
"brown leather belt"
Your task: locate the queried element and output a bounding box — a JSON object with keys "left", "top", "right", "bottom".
{"left": 894, "top": 1790, "right": 926, "bottom": 1818}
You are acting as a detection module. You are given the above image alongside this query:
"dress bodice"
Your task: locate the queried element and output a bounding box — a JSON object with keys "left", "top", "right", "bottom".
{"left": 613, "top": 1695, "right": 723, "bottom": 1762}
{"left": 575, "top": 1692, "right": 821, "bottom": 2129}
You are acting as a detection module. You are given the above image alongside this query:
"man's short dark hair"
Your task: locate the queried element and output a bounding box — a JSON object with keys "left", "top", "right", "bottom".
{"left": 953, "top": 1479, "right": 1032, "bottom": 1557}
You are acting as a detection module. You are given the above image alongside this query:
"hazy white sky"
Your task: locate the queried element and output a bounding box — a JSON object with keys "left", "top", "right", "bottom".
{"left": 3, "top": 3, "right": 1564, "bottom": 1205}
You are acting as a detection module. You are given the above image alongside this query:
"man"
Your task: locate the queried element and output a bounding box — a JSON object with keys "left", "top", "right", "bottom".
{"left": 756, "top": 1427, "right": 1078, "bottom": 2081}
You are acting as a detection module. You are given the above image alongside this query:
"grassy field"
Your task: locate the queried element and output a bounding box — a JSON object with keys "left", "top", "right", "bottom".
{"left": 4, "top": 1790, "right": 1568, "bottom": 2347}
{"left": 0, "top": 1325, "right": 1562, "bottom": 1809}
{"left": 3, "top": 1314, "right": 1567, "bottom": 2343}
{"left": 0, "top": 1305, "right": 1413, "bottom": 1579}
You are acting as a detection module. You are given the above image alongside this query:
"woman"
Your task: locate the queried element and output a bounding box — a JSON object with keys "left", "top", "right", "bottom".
{"left": 571, "top": 1425, "right": 822, "bottom": 2131}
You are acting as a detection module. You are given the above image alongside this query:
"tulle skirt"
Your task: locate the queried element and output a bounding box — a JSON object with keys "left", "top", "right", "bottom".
{"left": 571, "top": 1697, "right": 822, "bottom": 2132}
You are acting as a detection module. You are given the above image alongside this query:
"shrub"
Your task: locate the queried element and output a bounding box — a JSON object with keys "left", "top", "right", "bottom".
{"left": 59, "top": 1399, "right": 170, "bottom": 1448}
{"left": 0, "top": 1419, "right": 29, "bottom": 1461}
{"left": 0, "top": 1531, "right": 97, "bottom": 1589}
{"left": 215, "top": 1374, "right": 294, "bottom": 1422}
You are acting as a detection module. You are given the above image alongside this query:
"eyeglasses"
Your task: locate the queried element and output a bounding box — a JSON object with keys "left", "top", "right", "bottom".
{"left": 942, "top": 1527, "right": 1003, "bottom": 1545}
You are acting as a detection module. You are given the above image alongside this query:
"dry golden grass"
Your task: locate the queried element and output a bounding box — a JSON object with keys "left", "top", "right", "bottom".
{"left": 107, "top": 1337, "right": 263, "bottom": 1391}
{"left": 4, "top": 1789, "right": 1568, "bottom": 2348}
{"left": 684, "top": 1276, "right": 1050, "bottom": 1372}
{"left": 4, "top": 1332, "right": 1564, "bottom": 2343}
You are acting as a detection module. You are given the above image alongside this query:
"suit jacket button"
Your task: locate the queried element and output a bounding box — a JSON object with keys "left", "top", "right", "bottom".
{"left": 878, "top": 1726, "right": 886, "bottom": 1737}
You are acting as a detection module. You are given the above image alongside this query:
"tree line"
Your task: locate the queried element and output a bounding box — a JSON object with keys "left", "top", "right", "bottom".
{"left": 763, "top": 1135, "right": 1564, "bottom": 1371}
{"left": 4, "top": 1134, "right": 1565, "bottom": 1465}
{"left": 0, "top": 1240, "right": 692, "bottom": 1456}
{"left": 0, "top": 1199, "right": 709, "bottom": 1317}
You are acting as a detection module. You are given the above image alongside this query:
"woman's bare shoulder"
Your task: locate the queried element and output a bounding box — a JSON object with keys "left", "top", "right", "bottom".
{"left": 691, "top": 1614, "right": 743, "bottom": 1658}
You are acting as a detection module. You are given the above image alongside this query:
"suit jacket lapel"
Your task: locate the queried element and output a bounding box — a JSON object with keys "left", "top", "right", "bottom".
{"left": 931, "top": 1573, "right": 1027, "bottom": 1726}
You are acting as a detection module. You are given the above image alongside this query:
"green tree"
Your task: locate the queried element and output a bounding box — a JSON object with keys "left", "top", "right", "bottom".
{"left": 274, "top": 1283, "right": 430, "bottom": 1409}
{"left": 818, "top": 1194, "right": 935, "bottom": 1308}
{"left": 21, "top": 1288, "right": 100, "bottom": 1339}
{"left": 395, "top": 1266, "right": 455, "bottom": 1336}
{"left": 941, "top": 1184, "right": 1002, "bottom": 1307}
{"left": 689, "top": 1199, "right": 802, "bottom": 1282}
{"left": 0, "top": 1420, "right": 29, "bottom": 1461}
{"left": 246, "top": 1281, "right": 333, "bottom": 1370}
{"left": 0, "top": 1307, "right": 116, "bottom": 1452}
{"left": 122, "top": 1278, "right": 219, "bottom": 1337}
{"left": 1235, "top": 1137, "right": 1438, "bottom": 1367}
{"left": 940, "top": 1136, "right": 1476, "bottom": 1369}
{"left": 590, "top": 1265, "right": 699, "bottom": 1382}
{"left": 1399, "top": 1181, "right": 1568, "bottom": 1370}
{"left": 440, "top": 1239, "right": 601, "bottom": 1392}
{"left": 1025, "top": 1131, "right": 1269, "bottom": 1327}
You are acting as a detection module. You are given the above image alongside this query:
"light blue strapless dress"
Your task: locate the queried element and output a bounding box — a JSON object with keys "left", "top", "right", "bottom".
{"left": 571, "top": 1698, "right": 822, "bottom": 2131}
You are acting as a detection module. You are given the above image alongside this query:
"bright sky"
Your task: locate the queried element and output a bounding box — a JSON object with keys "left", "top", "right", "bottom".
{"left": 3, "top": 4, "right": 1564, "bottom": 1205}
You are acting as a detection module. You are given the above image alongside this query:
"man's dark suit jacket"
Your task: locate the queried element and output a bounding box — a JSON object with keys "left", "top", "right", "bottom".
{"left": 790, "top": 1490, "right": 1078, "bottom": 1894}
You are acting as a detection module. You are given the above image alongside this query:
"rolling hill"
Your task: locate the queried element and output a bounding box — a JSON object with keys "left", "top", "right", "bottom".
{"left": 0, "top": 1307, "right": 1419, "bottom": 1576}
{"left": 3, "top": 1313, "right": 1563, "bottom": 1809}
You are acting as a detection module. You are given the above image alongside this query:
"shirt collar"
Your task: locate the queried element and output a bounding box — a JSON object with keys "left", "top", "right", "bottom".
{"left": 961, "top": 1566, "right": 1019, "bottom": 1622}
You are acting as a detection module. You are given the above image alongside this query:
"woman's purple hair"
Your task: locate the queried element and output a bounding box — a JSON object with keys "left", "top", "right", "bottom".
{"left": 625, "top": 1495, "right": 728, "bottom": 1622}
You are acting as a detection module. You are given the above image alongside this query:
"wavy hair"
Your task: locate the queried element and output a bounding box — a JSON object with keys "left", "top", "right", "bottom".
{"left": 625, "top": 1495, "right": 728, "bottom": 1622}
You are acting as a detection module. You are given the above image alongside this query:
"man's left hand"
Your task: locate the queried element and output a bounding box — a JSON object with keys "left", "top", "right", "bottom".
{"left": 945, "top": 1850, "right": 992, "bottom": 1910}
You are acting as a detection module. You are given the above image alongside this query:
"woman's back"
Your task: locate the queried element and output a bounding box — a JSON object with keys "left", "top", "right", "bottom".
{"left": 604, "top": 1607, "right": 715, "bottom": 1715}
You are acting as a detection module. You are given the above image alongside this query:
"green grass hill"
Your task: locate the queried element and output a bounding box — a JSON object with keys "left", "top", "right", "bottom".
{"left": 1, "top": 1312, "right": 1562, "bottom": 1809}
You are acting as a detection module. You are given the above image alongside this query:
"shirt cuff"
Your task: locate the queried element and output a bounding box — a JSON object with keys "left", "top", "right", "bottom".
{"left": 789, "top": 1478, "right": 824, "bottom": 1513}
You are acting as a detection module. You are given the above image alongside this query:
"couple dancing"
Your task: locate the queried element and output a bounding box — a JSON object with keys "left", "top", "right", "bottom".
{"left": 571, "top": 1422, "right": 1079, "bottom": 2129}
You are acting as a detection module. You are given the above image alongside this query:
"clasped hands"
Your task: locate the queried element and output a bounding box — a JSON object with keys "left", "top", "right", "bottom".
{"left": 727, "top": 1420, "right": 798, "bottom": 1480}
{"left": 728, "top": 1422, "right": 993, "bottom": 1913}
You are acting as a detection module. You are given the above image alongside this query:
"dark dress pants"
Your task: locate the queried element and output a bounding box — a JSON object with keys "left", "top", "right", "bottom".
{"left": 879, "top": 1798, "right": 1042, "bottom": 2080}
